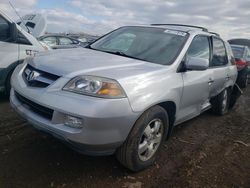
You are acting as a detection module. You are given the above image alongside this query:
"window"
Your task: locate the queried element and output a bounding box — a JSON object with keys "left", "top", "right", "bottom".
{"left": 41, "top": 37, "right": 57, "bottom": 46}
{"left": 0, "top": 16, "right": 10, "bottom": 41}
{"left": 59, "top": 37, "right": 74, "bottom": 45}
{"left": 101, "top": 33, "right": 136, "bottom": 52}
{"left": 231, "top": 46, "right": 244, "bottom": 59}
{"left": 246, "top": 48, "right": 250, "bottom": 58}
{"left": 25, "top": 22, "right": 36, "bottom": 29}
{"left": 211, "top": 38, "right": 228, "bottom": 66}
{"left": 91, "top": 26, "right": 188, "bottom": 65}
{"left": 187, "top": 36, "right": 210, "bottom": 61}
{"left": 225, "top": 42, "right": 235, "bottom": 65}
{"left": 17, "top": 31, "right": 31, "bottom": 45}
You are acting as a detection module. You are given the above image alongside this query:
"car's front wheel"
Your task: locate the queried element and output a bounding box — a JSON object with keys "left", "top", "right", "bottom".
{"left": 116, "top": 106, "right": 169, "bottom": 171}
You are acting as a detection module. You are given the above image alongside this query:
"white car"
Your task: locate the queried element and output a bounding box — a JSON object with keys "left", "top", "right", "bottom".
{"left": 0, "top": 10, "right": 45, "bottom": 95}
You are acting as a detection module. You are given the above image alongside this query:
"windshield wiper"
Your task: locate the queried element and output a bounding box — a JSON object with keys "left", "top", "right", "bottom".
{"left": 106, "top": 51, "right": 144, "bottom": 61}
{"left": 87, "top": 47, "right": 144, "bottom": 61}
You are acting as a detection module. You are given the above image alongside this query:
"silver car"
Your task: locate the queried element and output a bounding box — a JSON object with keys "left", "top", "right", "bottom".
{"left": 10, "top": 25, "right": 237, "bottom": 171}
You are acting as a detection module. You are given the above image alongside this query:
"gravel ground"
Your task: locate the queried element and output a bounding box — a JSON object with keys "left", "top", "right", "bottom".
{"left": 0, "top": 89, "right": 249, "bottom": 188}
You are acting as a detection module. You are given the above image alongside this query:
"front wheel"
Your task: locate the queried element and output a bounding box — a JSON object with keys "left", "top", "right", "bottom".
{"left": 116, "top": 106, "right": 169, "bottom": 171}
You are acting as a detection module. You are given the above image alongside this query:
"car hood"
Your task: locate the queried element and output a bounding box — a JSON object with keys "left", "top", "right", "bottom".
{"left": 30, "top": 48, "right": 166, "bottom": 80}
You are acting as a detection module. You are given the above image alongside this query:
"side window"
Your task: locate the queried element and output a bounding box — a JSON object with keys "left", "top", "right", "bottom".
{"left": 246, "top": 48, "right": 250, "bottom": 59}
{"left": 225, "top": 42, "right": 235, "bottom": 65}
{"left": 211, "top": 38, "right": 228, "bottom": 67}
{"left": 59, "top": 37, "right": 74, "bottom": 45}
{"left": 41, "top": 37, "right": 57, "bottom": 46}
{"left": 16, "top": 32, "right": 32, "bottom": 45}
{"left": 0, "top": 16, "right": 10, "bottom": 41}
{"left": 187, "top": 36, "right": 210, "bottom": 61}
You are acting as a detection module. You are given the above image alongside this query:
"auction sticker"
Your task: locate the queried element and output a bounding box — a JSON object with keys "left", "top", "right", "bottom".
{"left": 164, "top": 29, "right": 187, "bottom": 36}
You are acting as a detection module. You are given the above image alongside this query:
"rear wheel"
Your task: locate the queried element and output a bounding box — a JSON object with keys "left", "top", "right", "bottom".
{"left": 237, "top": 68, "right": 248, "bottom": 89}
{"left": 116, "top": 106, "right": 169, "bottom": 171}
{"left": 211, "top": 88, "right": 230, "bottom": 115}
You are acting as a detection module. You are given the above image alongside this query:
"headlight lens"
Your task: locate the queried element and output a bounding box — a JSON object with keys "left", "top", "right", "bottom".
{"left": 63, "top": 76, "right": 126, "bottom": 98}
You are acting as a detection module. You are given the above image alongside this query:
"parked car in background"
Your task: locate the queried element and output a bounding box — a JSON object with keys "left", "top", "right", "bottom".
{"left": 0, "top": 10, "right": 44, "bottom": 95}
{"left": 11, "top": 24, "right": 238, "bottom": 171}
{"left": 228, "top": 38, "right": 250, "bottom": 49}
{"left": 38, "top": 34, "right": 83, "bottom": 49}
{"left": 230, "top": 44, "right": 250, "bottom": 88}
{"left": 68, "top": 34, "right": 99, "bottom": 46}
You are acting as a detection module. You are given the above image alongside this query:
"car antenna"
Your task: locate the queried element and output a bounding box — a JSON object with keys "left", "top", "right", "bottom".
{"left": 9, "top": 1, "right": 31, "bottom": 34}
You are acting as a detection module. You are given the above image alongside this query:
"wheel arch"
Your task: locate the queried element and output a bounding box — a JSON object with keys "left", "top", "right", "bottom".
{"left": 132, "top": 101, "right": 177, "bottom": 140}
{"left": 3, "top": 59, "right": 24, "bottom": 91}
{"left": 157, "top": 101, "right": 176, "bottom": 139}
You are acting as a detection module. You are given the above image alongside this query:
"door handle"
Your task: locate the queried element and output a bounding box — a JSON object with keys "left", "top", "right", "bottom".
{"left": 226, "top": 75, "right": 230, "bottom": 80}
{"left": 208, "top": 78, "right": 214, "bottom": 85}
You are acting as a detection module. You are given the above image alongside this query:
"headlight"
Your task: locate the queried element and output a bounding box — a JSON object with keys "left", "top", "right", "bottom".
{"left": 63, "top": 76, "right": 126, "bottom": 98}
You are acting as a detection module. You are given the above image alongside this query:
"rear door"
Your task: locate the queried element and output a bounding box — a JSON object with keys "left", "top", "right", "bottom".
{"left": 209, "top": 37, "right": 229, "bottom": 98}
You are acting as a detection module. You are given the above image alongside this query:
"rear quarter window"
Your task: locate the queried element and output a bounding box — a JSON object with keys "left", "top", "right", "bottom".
{"left": 211, "top": 37, "right": 228, "bottom": 67}
{"left": 225, "top": 43, "right": 235, "bottom": 65}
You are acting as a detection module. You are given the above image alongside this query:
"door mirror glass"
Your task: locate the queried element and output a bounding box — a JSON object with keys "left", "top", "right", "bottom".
{"left": 185, "top": 57, "right": 209, "bottom": 71}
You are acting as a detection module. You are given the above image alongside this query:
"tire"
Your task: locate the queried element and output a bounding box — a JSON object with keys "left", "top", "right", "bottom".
{"left": 237, "top": 68, "right": 248, "bottom": 89}
{"left": 116, "top": 105, "right": 169, "bottom": 171}
{"left": 5, "top": 69, "right": 14, "bottom": 96}
{"left": 211, "top": 88, "right": 230, "bottom": 115}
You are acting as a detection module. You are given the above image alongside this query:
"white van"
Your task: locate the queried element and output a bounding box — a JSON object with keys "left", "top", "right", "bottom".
{"left": 0, "top": 10, "right": 45, "bottom": 95}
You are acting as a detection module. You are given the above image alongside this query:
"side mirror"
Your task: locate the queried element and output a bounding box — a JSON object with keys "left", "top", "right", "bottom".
{"left": 185, "top": 57, "right": 209, "bottom": 71}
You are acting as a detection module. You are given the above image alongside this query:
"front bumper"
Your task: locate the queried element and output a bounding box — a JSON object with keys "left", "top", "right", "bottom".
{"left": 10, "top": 65, "right": 140, "bottom": 156}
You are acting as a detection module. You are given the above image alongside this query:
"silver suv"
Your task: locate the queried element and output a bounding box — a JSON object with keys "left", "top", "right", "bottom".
{"left": 10, "top": 24, "right": 237, "bottom": 171}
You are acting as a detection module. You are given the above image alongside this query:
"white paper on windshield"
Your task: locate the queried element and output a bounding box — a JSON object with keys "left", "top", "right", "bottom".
{"left": 164, "top": 29, "right": 187, "bottom": 36}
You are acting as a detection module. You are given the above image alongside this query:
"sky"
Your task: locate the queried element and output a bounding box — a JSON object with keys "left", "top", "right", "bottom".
{"left": 0, "top": 0, "right": 250, "bottom": 39}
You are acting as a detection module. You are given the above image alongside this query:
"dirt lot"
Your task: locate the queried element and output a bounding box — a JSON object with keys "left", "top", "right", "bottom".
{"left": 0, "top": 90, "right": 249, "bottom": 188}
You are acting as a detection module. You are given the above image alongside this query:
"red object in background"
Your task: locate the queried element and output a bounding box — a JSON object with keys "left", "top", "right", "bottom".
{"left": 235, "top": 59, "right": 248, "bottom": 70}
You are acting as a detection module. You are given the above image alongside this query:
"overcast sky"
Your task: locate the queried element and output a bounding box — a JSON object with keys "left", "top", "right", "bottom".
{"left": 0, "top": 0, "right": 250, "bottom": 39}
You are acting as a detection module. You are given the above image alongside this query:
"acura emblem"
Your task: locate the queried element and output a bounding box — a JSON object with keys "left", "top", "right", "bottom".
{"left": 26, "top": 70, "right": 40, "bottom": 82}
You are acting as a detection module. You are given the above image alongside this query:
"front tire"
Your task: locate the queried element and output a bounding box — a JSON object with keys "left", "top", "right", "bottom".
{"left": 116, "top": 106, "right": 169, "bottom": 171}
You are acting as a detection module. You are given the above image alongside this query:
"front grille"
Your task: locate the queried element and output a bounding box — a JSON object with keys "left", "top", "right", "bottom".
{"left": 15, "top": 91, "right": 54, "bottom": 120}
{"left": 23, "top": 64, "right": 60, "bottom": 88}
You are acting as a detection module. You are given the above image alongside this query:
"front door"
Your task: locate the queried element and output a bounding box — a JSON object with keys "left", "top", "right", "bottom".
{"left": 177, "top": 35, "right": 212, "bottom": 124}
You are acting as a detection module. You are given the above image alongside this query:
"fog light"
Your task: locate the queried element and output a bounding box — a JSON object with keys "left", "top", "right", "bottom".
{"left": 64, "top": 115, "right": 83, "bottom": 128}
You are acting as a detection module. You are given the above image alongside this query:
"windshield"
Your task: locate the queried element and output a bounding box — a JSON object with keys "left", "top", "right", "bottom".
{"left": 231, "top": 46, "right": 244, "bottom": 59}
{"left": 90, "top": 26, "right": 188, "bottom": 65}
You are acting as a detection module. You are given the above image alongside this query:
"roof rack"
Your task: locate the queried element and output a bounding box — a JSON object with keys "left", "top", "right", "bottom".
{"left": 209, "top": 32, "right": 220, "bottom": 37}
{"left": 151, "top": 24, "right": 208, "bottom": 32}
